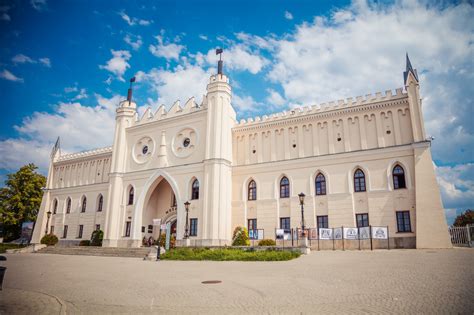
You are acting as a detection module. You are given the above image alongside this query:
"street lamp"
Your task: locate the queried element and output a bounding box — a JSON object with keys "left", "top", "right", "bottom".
{"left": 45, "top": 210, "right": 52, "bottom": 235}
{"left": 184, "top": 201, "right": 190, "bottom": 239}
{"left": 298, "top": 193, "right": 306, "bottom": 236}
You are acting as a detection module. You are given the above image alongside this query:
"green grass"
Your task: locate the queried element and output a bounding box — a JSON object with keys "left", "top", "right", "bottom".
{"left": 0, "top": 243, "right": 27, "bottom": 253}
{"left": 161, "top": 247, "right": 301, "bottom": 261}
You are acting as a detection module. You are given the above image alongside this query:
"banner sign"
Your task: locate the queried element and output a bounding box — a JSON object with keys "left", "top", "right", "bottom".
{"left": 333, "top": 227, "right": 343, "bottom": 240}
{"left": 20, "top": 221, "right": 34, "bottom": 243}
{"left": 344, "top": 227, "right": 358, "bottom": 240}
{"left": 359, "top": 227, "right": 371, "bottom": 239}
{"left": 372, "top": 227, "right": 388, "bottom": 239}
{"left": 308, "top": 228, "right": 318, "bottom": 240}
{"left": 165, "top": 222, "right": 171, "bottom": 250}
{"left": 152, "top": 218, "right": 162, "bottom": 226}
{"left": 250, "top": 229, "right": 264, "bottom": 240}
{"left": 319, "top": 228, "right": 333, "bottom": 240}
{"left": 276, "top": 229, "right": 284, "bottom": 239}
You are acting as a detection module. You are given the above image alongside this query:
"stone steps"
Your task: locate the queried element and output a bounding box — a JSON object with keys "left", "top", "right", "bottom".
{"left": 37, "top": 246, "right": 152, "bottom": 258}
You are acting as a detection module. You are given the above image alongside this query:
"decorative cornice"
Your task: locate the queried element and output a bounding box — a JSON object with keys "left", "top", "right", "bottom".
{"left": 56, "top": 146, "right": 113, "bottom": 163}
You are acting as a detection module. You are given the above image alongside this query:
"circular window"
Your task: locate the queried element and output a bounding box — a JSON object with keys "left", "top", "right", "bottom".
{"left": 142, "top": 145, "right": 149, "bottom": 155}
{"left": 183, "top": 138, "right": 191, "bottom": 148}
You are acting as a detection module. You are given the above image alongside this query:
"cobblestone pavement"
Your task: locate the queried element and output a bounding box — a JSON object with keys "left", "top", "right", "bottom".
{"left": 1, "top": 249, "right": 473, "bottom": 314}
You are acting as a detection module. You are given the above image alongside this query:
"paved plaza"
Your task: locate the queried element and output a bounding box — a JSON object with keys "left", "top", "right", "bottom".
{"left": 1, "top": 248, "right": 473, "bottom": 314}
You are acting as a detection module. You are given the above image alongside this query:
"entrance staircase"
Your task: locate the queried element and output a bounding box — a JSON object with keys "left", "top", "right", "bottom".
{"left": 36, "top": 246, "right": 151, "bottom": 258}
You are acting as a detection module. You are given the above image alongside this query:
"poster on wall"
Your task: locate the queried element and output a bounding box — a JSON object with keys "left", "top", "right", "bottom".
{"left": 319, "top": 228, "right": 333, "bottom": 240}
{"left": 343, "top": 227, "right": 358, "bottom": 240}
{"left": 359, "top": 227, "right": 371, "bottom": 239}
{"left": 276, "top": 229, "right": 285, "bottom": 239}
{"left": 257, "top": 230, "right": 264, "bottom": 240}
{"left": 372, "top": 227, "right": 388, "bottom": 239}
{"left": 308, "top": 228, "right": 318, "bottom": 240}
{"left": 333, "top": 228, "right": 343, "bottom": 240}
{"left": 20, "top": 221, "right": 34, "bottom": 243}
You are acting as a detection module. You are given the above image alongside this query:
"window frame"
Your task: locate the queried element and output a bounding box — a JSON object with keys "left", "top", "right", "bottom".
{"left": 396, "top": 211, "right": 412, "bottom": 233}
{"left": 393, "top": 165, "right": 407, "bottom": 189}
{"left": 125, "top": 221, "right": 131, "bottom": 237}
{"left": 248, "top": 180, "right": 257, "bottom": 201}
{"left": 189, "top": 218, "right": 198, "bottom": 236}
{"left": 66, "top": 198, "right": 71, "bottom": 214}
{"left": 280, "top": 217, "right": 291, "bottom": 232}
{"left": 78, "top": 224, "right": 84, "bottom": 238}
{"left": 52, "top": 199, "right": 58, "bottom": 214}
{"left": 63, "top": 225, "right": 68, "bottom": 238}
{"left": 97, "top": 194, "right": 103, "bottom": 212}
{"left": 356, "top": 213, "right": 369, "bottom": 228}
{"left": 81, "top": 196, "right": 87, "bottom": 213}
{"left": 128, "top": 187, "right": 134, "bottom": 205}
{"left": 317, "top": 215, "right": 329, "bottom": 230}
{"left": 191, "top": 179, "right": 200, "bottom": 200}
{"left": 280, "top": 177, "right": 290, "bottom": 198}
{"left": 315, "top": 173, "right": 327, "bottom": 196}
{"left": 248, "top": 218, "right": 257, "bottom": 231}
{"left": 354, "top": 169, "right": 367, "bottom": 192}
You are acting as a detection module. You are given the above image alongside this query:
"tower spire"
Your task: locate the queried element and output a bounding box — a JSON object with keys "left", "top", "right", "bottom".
{"left": 404, "top": 53, "right": 419, "bottom": 85}
{"left": 216, "top": 48, "right": 223, "bottom": 75}
{"left": 127, "top": 76, "right": 136, "bottom": 103}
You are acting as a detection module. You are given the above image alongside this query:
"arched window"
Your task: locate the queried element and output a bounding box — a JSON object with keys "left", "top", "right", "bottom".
{"left": 191, "top": 179, "right": 200, "bottom": 200}
{"left": 393, "top": 165, "right": 406, "bottom": 189}
{"left": 354, "top": 169, "right": 366, "bottom": 192}
{"left": 97, "top": 194, "right": 103, "bottom": 212}
{"left": 248, "top": 180, "right": 257, "bottom": 201}
{"left": 52, "top": 199, "right": 58, "bottom": 214}
{"left": 81, "top": 196, "right": 87, "bottom": 213}
{"left": 66, "top": 197, "right": 71, "bottom": 214}
{"left": 315, "top": 173, "right": 326, "bottom": 195}
{"left": 128, "top": 187, "right": 134, "bottom": 205}
{"left": 280, "top": 177, "right": 290, "bottom": 198}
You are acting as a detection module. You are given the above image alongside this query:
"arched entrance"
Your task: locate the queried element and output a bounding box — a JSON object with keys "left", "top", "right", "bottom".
{"left": 132, "top": 169, "right": 184, "bottom": 246}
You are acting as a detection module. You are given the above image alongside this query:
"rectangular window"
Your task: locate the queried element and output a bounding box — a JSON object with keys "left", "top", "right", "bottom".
{"left": 95, "top": 224, "right": 100, "bottom": 231}
{"left": 248, "top": 219, "right": 257, "bottom": 231}
{"left": 190, "top": 218, "right": 198, "bottom": 236}
{"left": 50, "top": 226, "right": 54, "bottom": 234}
{"left": 63, "top": 225, "right": 68, "bottom": 238}
{"left": 396, "top": 211, "right": 411, "bottom": 233}
{"left": 125, "top": 221, "right": 131, "bottom": 237}
{"left": 78, "top": 225, "right": 83, "bottom": 238}
{"left": 280, "top": 217, "right": 290, "bottom": 232}
{"left": 356, "top": 213, "right": 369, "bottom": 228}
{"left": 147, "top": 225, "right": 153, "bottom": 233}
{"left": 141, "top": 226, "right": 145, "bottom": 233}
{"left": 317, "top": 215, "right": 329, "bottom": 230}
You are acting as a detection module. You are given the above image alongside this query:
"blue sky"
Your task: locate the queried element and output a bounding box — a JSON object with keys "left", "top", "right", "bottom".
{"left": 0, "top": 0, "right": 472, "bottom": 224}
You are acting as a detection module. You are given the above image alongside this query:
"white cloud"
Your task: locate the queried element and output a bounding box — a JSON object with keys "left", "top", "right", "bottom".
{"left": 149, "top": 34, "right": 185, "bottom": 61}
{"left": 12, "top": 54, "right": 35, "bottom": 64}
{"left": 199, "top": 34, "right": 208, "bottom": 41}
{"left": 135, "top": 64, "right": 211, "bottom": 107}
{"left": 233, "top": 94, "right": 262, "bottom": 113}
{"left": 12, "top": 54, "right": 51, "bottom": 67}
{"left": 119, "top": 11, "right": 152, "bottom": 26}
{"left": 39, "top": 57, "right": 51, "bottom": 67}
{"left": 64, "top": 86, "right": 78, "bottom": 93}
{"left": 0, "top": 94, "right": 121, "bottom": 172}
{"left": 285, "top": 11, "right": 293, "bottom": 20}
{"left": 99, "top": 50, "right": 131, "bottom": 81}
{"left": 436, "top": 163, "right": 474, "bottom": 210}
{"left": 72, "top": 88, "right": 88, "bottom": 100}
{"left": 31, "top": 0, "right": 47, "bottom": 11}
{"left": 0, "top": 69, "right": 23, "bottom": 82}
{"left": 265, "top": 88, "right": 286, "bottom": 107}
{"left": 124, "top": 34, "right": 143, "bottom": 50}
{"left": 0, "top": 7, "right": 10, "bottom": 21}
{"left": 265, "top": 0, "right": 474, "bottom": 164}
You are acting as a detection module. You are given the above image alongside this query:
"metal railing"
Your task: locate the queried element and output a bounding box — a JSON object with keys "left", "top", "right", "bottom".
{"left": 449, "top": 224, "right": 473, "bottom": 247}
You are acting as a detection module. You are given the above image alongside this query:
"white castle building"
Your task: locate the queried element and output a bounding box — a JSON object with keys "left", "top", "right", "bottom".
{"left": 31, "top": 55, "right": 452, "bottom": 249}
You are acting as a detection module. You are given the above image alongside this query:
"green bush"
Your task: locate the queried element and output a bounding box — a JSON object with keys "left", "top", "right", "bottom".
{"left": 40, "top": 233, "right": 58, "bottom": 246}
{"left": 161, "top": 248, "right": 301, "bottom": 261}
{"left": 79, "top": 240, "right": 90, "bottom": 246}
{"left": 232, "top": 226, "right": 250, "bottom": 246}
{"left": 90, "top": 229, "right": 103, "bottom": 246}
{"left": 258, "top": 239, "right": 276, "bottom": 246}
{"left": 0, "top": 243, "right": 27, "bottom": 253}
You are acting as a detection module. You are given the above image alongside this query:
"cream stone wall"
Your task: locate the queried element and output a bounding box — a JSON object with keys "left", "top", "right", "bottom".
{"left": 31, "top": 59, "right": 451, "bottom": 249}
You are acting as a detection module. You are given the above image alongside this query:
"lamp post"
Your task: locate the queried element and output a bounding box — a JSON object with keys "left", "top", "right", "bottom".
{"left": 184, "top": 201, "right": 190, "bottom": 239}
{"left": 298, "top": 193, "right": 306, "bottom": 236}
{"left": 45, "top": 210, "right": 52, "bottom": 235}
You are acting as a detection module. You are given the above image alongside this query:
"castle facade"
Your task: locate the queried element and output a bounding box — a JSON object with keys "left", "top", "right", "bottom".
{"left": 31, "top": 57, "right": 452, "bottom": 249}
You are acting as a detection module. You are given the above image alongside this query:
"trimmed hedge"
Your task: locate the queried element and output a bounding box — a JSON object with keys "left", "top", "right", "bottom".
{"left": 90, "top": 229, "right": 103, "bottom": 246}
{"left": 161, "top": 248, "right": 301, "bottom": 261}
{"left": 40, "top": 233, "right": 58, "bottom": 246}
{"left": 232, "top": 226, "right": 250, "bottom": 246}
{"left": 79, "top": 240, "right": 91, "bottom": 246}
{"left": 258, "top": 239, "right": 276, "bottom": 246}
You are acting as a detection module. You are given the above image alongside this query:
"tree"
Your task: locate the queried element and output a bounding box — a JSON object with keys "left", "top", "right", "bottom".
{"left": 453, "top": 209, "right": 474, "bottom": 227}
{"left": 0, "top": 164, "right": 46, "bottom": 241}
{"left": 232, "top": 226, "right": 250, "bottom": 246}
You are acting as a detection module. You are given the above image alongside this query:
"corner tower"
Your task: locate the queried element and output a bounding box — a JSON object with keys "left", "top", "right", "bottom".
{"left": 201, "top": 51, "right": 236, "bottom": 245}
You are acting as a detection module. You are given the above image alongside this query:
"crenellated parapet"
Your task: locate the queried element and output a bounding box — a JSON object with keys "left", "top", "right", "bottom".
{"left": 234, "top": 88, "right": 406, "bottom": 129}
{"left": 132, "top": 96, "right": 208, "bottom": 126}
{"left": 56, "top": 146, "right": 113, "bottom": 163}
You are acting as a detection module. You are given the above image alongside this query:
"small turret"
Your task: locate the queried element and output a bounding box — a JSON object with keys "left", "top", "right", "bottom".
{"left": 403, "top": 53, "right": 419, "bottom": 86}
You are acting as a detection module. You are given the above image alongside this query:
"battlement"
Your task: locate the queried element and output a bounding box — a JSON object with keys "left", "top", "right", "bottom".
{"left": 235, "top": 88, "right": 406, "bottom": 128}
{"left": 56, "top": 146, "right": 113, "bottom": 163}
{"left": 132, "top": 95, "right": 208, "bottom": 126}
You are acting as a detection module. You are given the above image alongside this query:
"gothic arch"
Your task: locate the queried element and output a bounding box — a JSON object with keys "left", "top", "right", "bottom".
{"left": 386, "top": 160, "right": 412, "bottom": 190}
{"left": 311, "top": 169, "right": 330, "bottom": 195}
{"left": 348, "top": 164, "right": 371, "bottom": 192}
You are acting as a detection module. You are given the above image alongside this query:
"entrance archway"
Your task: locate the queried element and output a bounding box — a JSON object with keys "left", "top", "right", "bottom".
{"left": 132, "top": 170, "right": 184, "bottom": 245}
